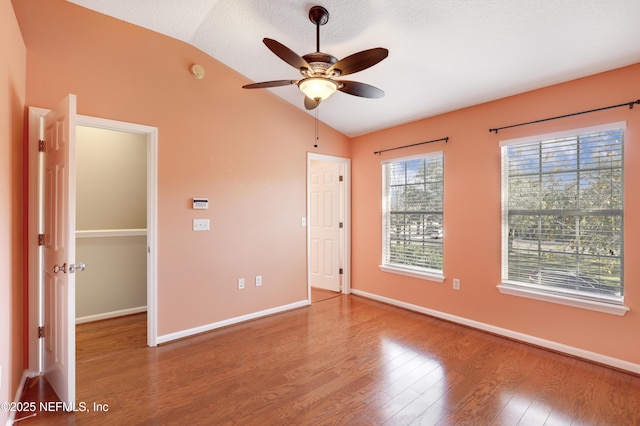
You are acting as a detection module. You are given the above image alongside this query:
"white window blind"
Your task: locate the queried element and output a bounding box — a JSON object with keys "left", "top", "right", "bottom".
{"left": 501, "top": 123, "right": 624, "bottom": 302}
{"left": 382, "top": 152, "right": 444, "bottom": 273}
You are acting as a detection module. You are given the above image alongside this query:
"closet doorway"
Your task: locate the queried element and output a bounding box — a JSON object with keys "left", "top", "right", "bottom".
{"left": 28, "top": 101, "right": 158, "bottom": 401}
{"left": 75, "top": 125, "right": 148, "bottom": 327}
{"left": 27, "top": 108, "right": 158, "bottom": 382}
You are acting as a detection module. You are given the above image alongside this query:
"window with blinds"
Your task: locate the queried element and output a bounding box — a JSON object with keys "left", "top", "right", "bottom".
{"left": 382, "top": 152, "right": 444, "bottom": 274}
{"left": 501, "top": 123, "right": 624, "bottom": 302}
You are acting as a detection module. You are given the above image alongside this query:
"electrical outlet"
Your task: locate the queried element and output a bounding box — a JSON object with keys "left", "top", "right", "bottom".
{"left": 238, "top": 278, "right": 245, "bottom": 290}
{"left": 453, "top": 278, "right": 461, "bottom": 290}
{"left": 256, "top": 276, "right": 262, "bottom": 287}
{"left": 193, "top": 218, "right": 210, "bottom": 231}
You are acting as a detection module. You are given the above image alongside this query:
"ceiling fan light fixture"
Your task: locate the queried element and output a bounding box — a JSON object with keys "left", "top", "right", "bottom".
{"left": 242, "top": 6, "right": 388, "bottom": 110}
{"left": 298, "top": 77, "right": 338, "bottom": 101}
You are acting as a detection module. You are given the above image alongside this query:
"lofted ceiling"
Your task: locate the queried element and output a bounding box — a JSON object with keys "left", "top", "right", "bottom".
{"left": 66, "top": 0, "right": 640, "bottom": 137}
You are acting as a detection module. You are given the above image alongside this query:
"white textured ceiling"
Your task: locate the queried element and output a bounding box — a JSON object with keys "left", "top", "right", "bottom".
{"left": 67, "top": 0, "right": 640, "bottom": 137}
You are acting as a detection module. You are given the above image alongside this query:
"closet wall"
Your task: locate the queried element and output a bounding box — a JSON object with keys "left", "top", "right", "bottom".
{"left": 75, "top": 126, "right": 147, "bottom": 322}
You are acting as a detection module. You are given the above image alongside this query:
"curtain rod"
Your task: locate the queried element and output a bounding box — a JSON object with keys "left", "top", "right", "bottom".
{"left": 374, "top": 137, "right": 448, "bottom": 155}
{"left": 489, "top": 99, "right": 640, "bottom": 134}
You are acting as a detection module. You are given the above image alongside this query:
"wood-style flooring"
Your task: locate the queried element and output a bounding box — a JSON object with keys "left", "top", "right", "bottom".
{"left": 17, "top": 294, "right": 640, "bottom": 425}
{"left": 311, "top": 287, "right": 342, "bottom": 303}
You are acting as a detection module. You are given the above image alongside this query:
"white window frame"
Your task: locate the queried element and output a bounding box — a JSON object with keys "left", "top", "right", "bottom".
{"left": 497, "top": 122, "right": 629, "bottom": 316}
{"left": 380, "top": 151, "right": 445, "bottom": 283}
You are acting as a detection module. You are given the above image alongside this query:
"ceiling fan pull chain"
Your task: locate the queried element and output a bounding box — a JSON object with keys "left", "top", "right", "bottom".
{"left": 314, "top": 107, "right": 319, "bottom": 148}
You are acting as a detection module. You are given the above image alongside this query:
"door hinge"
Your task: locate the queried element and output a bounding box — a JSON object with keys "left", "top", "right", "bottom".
{"left": 339, "top": 268, "right": 343, "bottom": 275}
{"left": 38, "top": 326, "right": 45, "bottom": 338}
{"left": 339, "top": 175, "right": 343, "bottom": 182}
{"left": 339, "top": 222, "right": 343, "bottom": 228}
{"left": 38, "top": 234, "right": 45, "bottom": 246}
{"left": 38, "top": 139, "right": 45, "bottom": 152}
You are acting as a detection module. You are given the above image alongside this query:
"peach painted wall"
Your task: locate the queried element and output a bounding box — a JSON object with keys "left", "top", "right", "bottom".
{"left": 351, "top": 63, "right": 640, "bottom": 365}
{"left": 13, "top": 0, "right": 350, "bottom": 337}
{"left": 1, "top": 0, "right": 26, "bottom": 419}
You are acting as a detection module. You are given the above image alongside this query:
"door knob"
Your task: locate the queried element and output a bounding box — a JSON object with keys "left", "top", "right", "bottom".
{"left": 68, "top": 263, "right": 87, "bottom": 273}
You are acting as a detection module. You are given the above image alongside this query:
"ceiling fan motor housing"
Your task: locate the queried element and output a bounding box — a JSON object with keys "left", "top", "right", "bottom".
{"left": 302, "top": 52, "right": 338, "bottom": 77}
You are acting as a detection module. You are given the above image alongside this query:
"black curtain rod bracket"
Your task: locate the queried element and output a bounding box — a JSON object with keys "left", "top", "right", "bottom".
{"left": 374, "top": 137, "right": 448, "bottom": 155}
{"left": 489, "top": 99, "right": 640, "bottom": 134}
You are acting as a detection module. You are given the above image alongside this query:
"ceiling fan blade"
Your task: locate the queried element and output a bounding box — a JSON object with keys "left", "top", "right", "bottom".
{"left": 242, "top": 80, "right": 297, "bottom": 89}
{"left": 263, "top": 38, "right": 311, "bottom": 71}
{"left": 338, "top": 81, "right": 385, "bottom": 98}
{"left": 304, "top": 96, "right": 320, "bottom": 110}
{"left": 328, "top": 48, "right": 389, "bottom": 76}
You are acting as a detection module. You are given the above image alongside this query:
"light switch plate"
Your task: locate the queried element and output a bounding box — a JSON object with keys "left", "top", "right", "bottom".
{"left": 193, "top": 219, "right": 210, "bottom": 231}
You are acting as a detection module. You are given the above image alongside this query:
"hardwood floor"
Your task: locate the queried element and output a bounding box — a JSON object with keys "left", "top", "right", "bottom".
{"left": 311, "top": 286, "right": 342, "bottom": 303}
{"left": 17, "top": 295, "right": 640, "bottom": 425}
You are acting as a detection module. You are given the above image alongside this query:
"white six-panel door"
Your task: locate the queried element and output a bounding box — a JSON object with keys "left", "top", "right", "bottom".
{"left": 309, "top": 159, "right": 342, "bottom": 292}
{"left": 42, "top": 94, "right": 77, "bottom": 406}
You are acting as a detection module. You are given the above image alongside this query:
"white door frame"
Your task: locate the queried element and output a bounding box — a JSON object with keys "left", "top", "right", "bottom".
{"left": 27, "top": 109, "right": 159, "bottom": 373}
{"left": 306, "top": 153, "right": 351, "bottom": 302}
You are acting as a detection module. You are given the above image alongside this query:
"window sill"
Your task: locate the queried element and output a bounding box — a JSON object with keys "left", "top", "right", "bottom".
{"left": 497, "top": 282, "right": 629, "bottom": 316}
{"left": 379, "top": 264, "right": 445, "bottom": 283}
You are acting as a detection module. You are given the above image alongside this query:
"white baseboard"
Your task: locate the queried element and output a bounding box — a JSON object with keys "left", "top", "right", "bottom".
{"left": 76, "top": 306, "right": 147, "bottom": 324}
{"left": 351, "top": 289, "right": 640, "bottom": 375}
{"left": 6, "top": 370, "right": 38, "bottom": 426}
{"left": 157, "top": 300, "right": 309, "bottom": 345}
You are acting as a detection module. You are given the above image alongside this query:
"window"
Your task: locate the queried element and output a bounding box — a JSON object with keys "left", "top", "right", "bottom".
{"left": 499, "top": 122, "right": 626, "bottom": 314}
{"left": 381, "top": 152, "right": 444, "bottom": 281}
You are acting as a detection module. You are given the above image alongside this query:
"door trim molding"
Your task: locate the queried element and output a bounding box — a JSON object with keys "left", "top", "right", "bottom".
{"left": 27, "top": 109, "right": 159, "bottom": 373}
{"left": 75, "top": 114, "right": 158, "bottom": 347}
{"left": 306, "top": 153, "right": 351, "bottom": 302}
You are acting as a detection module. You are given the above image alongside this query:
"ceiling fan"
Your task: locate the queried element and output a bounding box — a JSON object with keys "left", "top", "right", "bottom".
{"left": 242, "top": 5, "right": 389, "bottom": 110}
